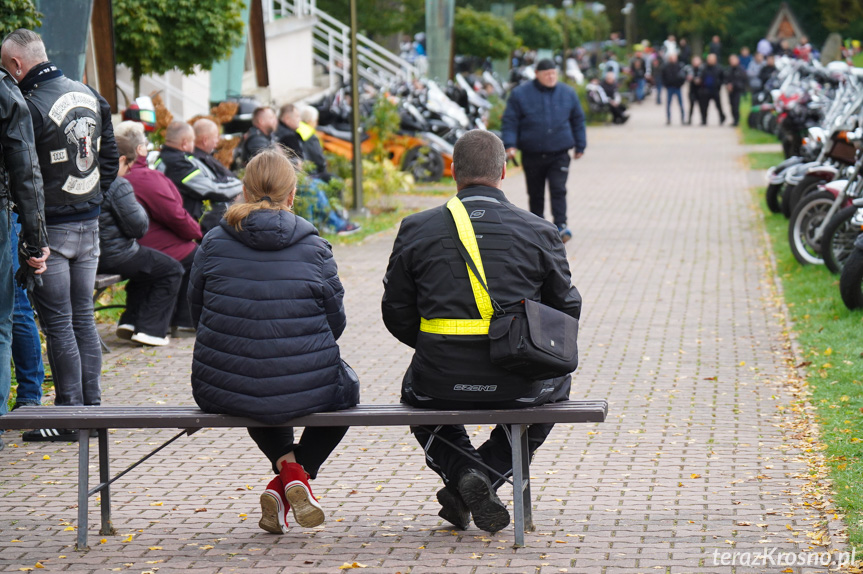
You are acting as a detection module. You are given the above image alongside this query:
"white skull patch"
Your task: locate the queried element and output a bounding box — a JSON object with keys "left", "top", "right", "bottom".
{"left": 64, "top": 117, "right": 97, "bottom": 172}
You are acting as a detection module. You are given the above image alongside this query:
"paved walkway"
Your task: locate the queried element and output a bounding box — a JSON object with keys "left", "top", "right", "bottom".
{"left": 1, "top": 101, "right": 838, "bottom": 573}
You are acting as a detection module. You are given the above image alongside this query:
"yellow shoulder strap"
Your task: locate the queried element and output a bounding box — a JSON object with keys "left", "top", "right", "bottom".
{"left": 446, "top": 197, "right": 494, "bottom": 320}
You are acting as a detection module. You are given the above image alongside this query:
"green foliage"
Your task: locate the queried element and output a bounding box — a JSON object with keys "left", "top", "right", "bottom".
{"left": 113, "top": 0, "right": 246, "bottom": 96}
{"left": 367, "top": 95, "right": 401, "bottom": 164}
{"left": 454, "top": 7, "right": 520, "bottom": 60}
{"left": 0, "top": 0, "right": 41, "bottom": 38}
{"left": 819, "top": 0, "right": 863, "bottom": 35}
{"left": 514, "top": 6, "right": 563, "bottom": 51}
{"left": 361, "top": 159, "right": 411, "bottom": 213}
{"left": 484, "top": 93, "right": 505, "bottom": 132}
{"left": 759, "top": 192, "right": 863, "bottom": 550}
{"left": 647, "top": 0, "right": 740, "bottom": 37}
{"left": 557, "top": 3, "right": 611, "bottom": 49}
{"left": 314, "top": 0, "right": 423, "bottom": 39}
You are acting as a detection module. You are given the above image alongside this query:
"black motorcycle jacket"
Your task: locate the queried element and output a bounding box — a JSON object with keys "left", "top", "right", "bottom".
{"left": 0, "top": 69, "right": 47, "bottom": 249}
{"left": 19, "top": 62, "right": 118, "bottom": 223}
{"left": 382, "top": 185, "right": 582, "bottom": 402}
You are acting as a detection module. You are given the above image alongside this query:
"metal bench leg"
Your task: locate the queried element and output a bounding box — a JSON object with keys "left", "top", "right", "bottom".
{"left": 510, "top": 423, "right": 533, "bottom": 547}
{"left": 76, "top": 430, "right": 90, "bottom": 551}
{"left": 98, "top": 429, "right": 115, "bottom": 536}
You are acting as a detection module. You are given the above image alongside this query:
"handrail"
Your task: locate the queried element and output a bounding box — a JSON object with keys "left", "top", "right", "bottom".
{"left": 265, "top": 0, "right": 418, "bottom": 90}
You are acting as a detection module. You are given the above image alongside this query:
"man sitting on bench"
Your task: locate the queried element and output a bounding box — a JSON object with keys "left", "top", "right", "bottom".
{"left": 381, "top": 130, "right": 582, "bottom": 533}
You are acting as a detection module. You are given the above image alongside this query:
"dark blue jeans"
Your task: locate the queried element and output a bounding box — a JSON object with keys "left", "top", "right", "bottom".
{"left": 10, "top": 212, "right": 43, "bottom": 407}
{"left": 31, "top": 219, "right": 101, "bottom": 406}
{"left": 666, "top": 87, "right": 684, "bottom": 122}
{"left": 0, "top": 206, "right": 14, "bottom": 433}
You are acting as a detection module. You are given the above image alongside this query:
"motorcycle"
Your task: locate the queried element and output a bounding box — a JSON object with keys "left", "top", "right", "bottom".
{"left": 839, "top": 232, "right": 863, "bottom": 309}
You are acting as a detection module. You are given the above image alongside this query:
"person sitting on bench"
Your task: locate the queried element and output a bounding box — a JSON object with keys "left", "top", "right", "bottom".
{"left": 98, "top": 121, "right": 185, "bottom": 347}
{"left": 381, "top": 130, "right": 582, "bottom": 533}
{"left": 188, "top": 147, "right": 359, "bottom": 534}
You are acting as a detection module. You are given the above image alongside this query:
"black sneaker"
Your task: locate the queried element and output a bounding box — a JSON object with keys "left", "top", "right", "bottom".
{"left": 457, "top": 469, "right": 510, "bottom": 533}
{"left": 22, "top": 428, "right": 79, "bottom": 442}
{"left": 437, "top": 485, "right": 470, "bottom": 530}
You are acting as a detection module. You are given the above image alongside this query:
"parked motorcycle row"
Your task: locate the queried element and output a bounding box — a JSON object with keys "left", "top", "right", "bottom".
{"left": 308, "top": 72, "right": 506, "bottom": 182}
{"left": 758, "top": 59, "right": 863, "bottom": 311}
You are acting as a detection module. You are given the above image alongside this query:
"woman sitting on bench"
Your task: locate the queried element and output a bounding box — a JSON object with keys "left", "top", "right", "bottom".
{"left": 188, "top": 147, "right": 359, "bottom": 534}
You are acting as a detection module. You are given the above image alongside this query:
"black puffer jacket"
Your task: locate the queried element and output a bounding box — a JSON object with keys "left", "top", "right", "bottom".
{"left": 188, "top": 208, "right": 357, "bottom": 424}
{"left": 98, "top": 176, "right": 148, "bottom": 268}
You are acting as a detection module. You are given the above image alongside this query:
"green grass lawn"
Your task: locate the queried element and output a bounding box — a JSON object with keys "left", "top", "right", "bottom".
{"left": 739, "top": 96, "right": 781, "bottom": 145}
{"left": 758, "top": 190, "right": 863, "bottom": 550}
{"left": 321, "top": 207, "right": 416, "bottom": 245}
{"left": 748, "top": 151, "right": 785, "bottom": 170}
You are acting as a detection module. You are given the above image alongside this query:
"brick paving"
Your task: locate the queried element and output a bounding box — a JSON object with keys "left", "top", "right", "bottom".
{"left": 0, "top": 101, "right": 839, "bottom": 573}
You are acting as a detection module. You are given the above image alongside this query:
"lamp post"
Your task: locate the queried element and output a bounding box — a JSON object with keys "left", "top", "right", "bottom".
{"left": 349, "top": 0, "right": 363, "bottom": 211}
{"left": 621, "top": 2, "right": 634, "bottom": 49}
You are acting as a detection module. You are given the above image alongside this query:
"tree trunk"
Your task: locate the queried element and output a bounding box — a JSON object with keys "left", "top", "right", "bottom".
{"left": 133, "top": 70, "right": 141, "bottom": 98}
{"left": 692, "top": 32, "right": 704, "bottom": 58}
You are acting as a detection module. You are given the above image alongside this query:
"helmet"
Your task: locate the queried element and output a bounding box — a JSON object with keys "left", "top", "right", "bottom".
{"left": 122, "top": 96, "right": 157, "bottom": 132}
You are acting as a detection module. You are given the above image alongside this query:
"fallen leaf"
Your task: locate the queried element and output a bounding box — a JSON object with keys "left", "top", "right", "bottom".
{"left": 123, "top": 534, "right": 133, "bottom": 542}
{"left": 34, "top": 564, "right": 44, "bottom": 569}
{"left": 63, "top": 526, "right": 75, "bottom": 531}
{"left": 194, "top": 508, "right": 207, "bottom": 513}
{"left": 148, "top": 546, "right": 162, "bottom": 550}
{"left": 149, "top": 502, "right": 163, "bottom": 506}
{"left": 690, "top": 474, "right": 701, "bottom": 479}
{"left": 338, "top": 563, "right": 368, "bottom": 569}
{"left": 375, "top": 485, "right": 383, "bottom": 491}
{"left": 42, "top": 455, "right": 50, "bottom": 461}
{"left": 100, "top": 538, "right": 107, "bottom": 544}
{"left": 200, "top": 545, "right": 214, "bottom": 550}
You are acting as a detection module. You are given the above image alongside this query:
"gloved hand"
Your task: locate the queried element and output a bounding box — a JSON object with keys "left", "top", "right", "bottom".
{"left": 15, "top": 242, "right": 43, "bottom": 291}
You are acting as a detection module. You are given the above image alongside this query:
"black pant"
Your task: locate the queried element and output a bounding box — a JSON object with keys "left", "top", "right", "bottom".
{"left": 698, "top": 89, "right": 725, "bottom": 124}
{"left": 729, "top": 89, "right": 742, "bottom": 125}
{"left": 247, "top": 426, "right": 349, "bottom": 478}
{"left": 522, "top": 151, "right": 571, "bottom": 227}
{"left": 100, "top": 246, "right": 185, "bottom": 338}
{"left": 687, "top": 84, "right": 701, "bottom": 124}
{"left": 173, "top": 248, "right": 198, "bottom": 329}
{"left": 608, "top": 102, "right": 628, "bottom": 123}
{"left": 404, "top": 375, "right": 571, "bottom": 490}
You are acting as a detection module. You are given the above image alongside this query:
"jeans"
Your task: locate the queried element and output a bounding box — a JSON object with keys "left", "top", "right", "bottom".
{"left": 31, "top": 219, "right": 101, "bottom": 407}
{"left": 666, "top": 87, "right": 684, "bottom": 122}
{"left": 10, "top": 213, "right": 43, "bottom": 408}
{"left": 100, "top": 246, "right": 184, "bottom": 338}
{"left": 247, "top": 426, "right": 349, "bottom": 478}
{"left": 522, "top": 151, "right": 571, "bottom": 227}
{"left": 297, "top": 179, "right": 348, "bottom": 231}
{"left": 0, "top": 206, "right": 14, "bottom": 432}
{"left": 635, "top": 78, "right": 645, "bottom": 101}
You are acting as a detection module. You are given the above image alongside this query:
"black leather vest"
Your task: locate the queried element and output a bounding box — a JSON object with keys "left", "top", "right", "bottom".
{"left": 25, "top": 76, "right": 102, "bottom": 207}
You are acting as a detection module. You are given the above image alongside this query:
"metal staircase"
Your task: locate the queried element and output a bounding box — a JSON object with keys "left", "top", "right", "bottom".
{"left": 265, "top": 0, "right": 419, "bottom": 91}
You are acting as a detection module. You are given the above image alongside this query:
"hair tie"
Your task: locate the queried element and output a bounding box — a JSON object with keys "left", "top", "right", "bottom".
{"left": 258, "top": 196, "right": 272, "bottom": 203}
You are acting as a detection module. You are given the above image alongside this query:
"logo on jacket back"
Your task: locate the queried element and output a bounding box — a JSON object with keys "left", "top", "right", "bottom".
{"left": 469, "top": 210, "right": 485, "bottom": 219}
{"left": 453, "top": 384, "right": 497, "bottom": 392}
{"left": 64, "top": 117, "right": 97, "bottom": 172}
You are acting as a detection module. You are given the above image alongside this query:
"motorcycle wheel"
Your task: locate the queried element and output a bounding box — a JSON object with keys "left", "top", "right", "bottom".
{"left": 788, "top": 190, "right": 835, "bottom": 266}
{"left": 402, "top": 146, "right": 444, "bottom": 182}
{"left": 782, "top": 174, "right": 825, "bottom": 220}
{"left": 765, "top": 182, "right": 783, "bottom": 213}
{"left": 840, "top": 248, "right": 863, "bottom": 310}
{"left": 821, "top": 205, "right": 862, "bottom": 274}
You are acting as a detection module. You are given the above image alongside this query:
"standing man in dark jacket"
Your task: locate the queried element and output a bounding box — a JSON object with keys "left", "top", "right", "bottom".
{"left": 697, "top": 53, "right": 726, "bottom": 125}
{"left": 157, "top": 121, "right": 241, "bottom": 235}
{"left": 99, "top": 121, "right": 184, "bottom": 347}
{"left": 0, "top": 62, "right": 48, "bottom": 452}
{"left": 725, "top": 54, "right": 748, "bottom": 127}
{"left": 2, "top": 29, "right": 117, "bottom": 442}
{"left": 382, "top": 130, "right": 581, "bottom": 533}
{"left": 502, "top": 59, "right": 586, "bottom": 243}
{"left": 661, "top": 53, "right": 686, "bottom": 125}
{"left": 684, "top": 55, "right": 703, "bottom": 125}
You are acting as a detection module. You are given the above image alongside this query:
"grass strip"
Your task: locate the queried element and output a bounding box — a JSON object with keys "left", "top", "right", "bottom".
{"left": 748, "top": 151, "right": 786, "bottom": 170}
{"left": 739, "top": 96, "right": 782, "bottom": 145}
{"left": 758, "top": 189, "right": 863, "bottom": 550}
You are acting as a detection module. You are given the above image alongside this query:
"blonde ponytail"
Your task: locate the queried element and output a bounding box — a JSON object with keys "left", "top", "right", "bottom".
{"left": 225, "top": 146, "right": 297, "bottom": 231}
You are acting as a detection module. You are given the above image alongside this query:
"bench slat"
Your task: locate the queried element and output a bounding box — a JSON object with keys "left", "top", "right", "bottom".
{"left": 1, "top": 401, "right": 608, "bottom": 430}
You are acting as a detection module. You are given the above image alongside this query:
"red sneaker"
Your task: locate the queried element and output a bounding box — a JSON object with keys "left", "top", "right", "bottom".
{"left": 259, "top": 475, "right": 290, "bottom": 534}
{"left": 280, "top": 462, "right": 325, "bottom": 528}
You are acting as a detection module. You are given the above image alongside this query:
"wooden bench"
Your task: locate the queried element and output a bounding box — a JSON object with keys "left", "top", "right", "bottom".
{"left": 1, "top": 401, "right": 608, "bottom": 549}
